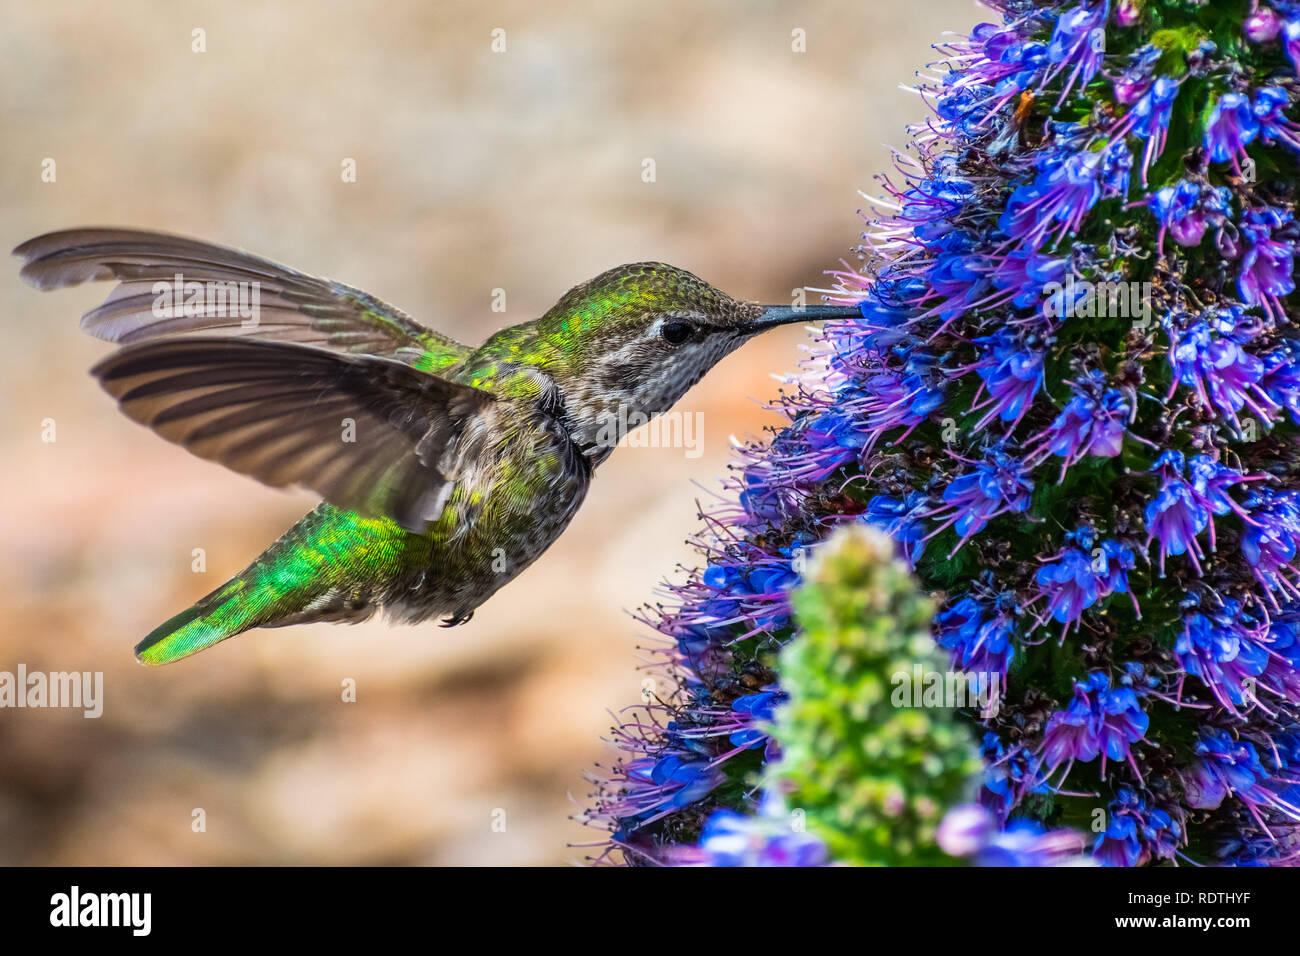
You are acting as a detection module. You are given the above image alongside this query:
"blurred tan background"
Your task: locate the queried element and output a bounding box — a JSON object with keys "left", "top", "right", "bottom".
{"left": 0, "top": 0, "right": 975, "bottom": 864}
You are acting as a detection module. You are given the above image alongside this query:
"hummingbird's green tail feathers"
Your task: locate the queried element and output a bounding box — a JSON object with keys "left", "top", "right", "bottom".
{"left": 133, "top": 504, "right": 409, "bottom": 665}
{"left": 134, "top": 577, "right": 266, "bottom": 666}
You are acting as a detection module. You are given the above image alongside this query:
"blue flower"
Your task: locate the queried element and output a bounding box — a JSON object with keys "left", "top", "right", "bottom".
{"left": 1238, "top": 206, "right": 1298, "bottom": 309}
{"left": 935, "top": 592, "right": 1018, "bottom": 679}
{"left": 932, "top": 448, "right": 1034, "bottom": 548}
{"left": 1241, "top": 488, "right": 1300, "bottom": 601}
{"left": 1184, "top": 729, "right": 1300, "bottom": 823}
{"left": 1035, "top": 538, "right": 1136, "bottom": 629}
{"left": 696, "top": 805, "right": 828, "bottom": 867}
{"left": 1168, "top": 312, "right": 1277, "bottom": 434}
{"left": 1203, "top": 92, "right": 1260, "bottom": 169}
{"left": 1028, "top": 370, "right": 1130, "bottom": 477}
{"left": 1127, "top": 76, "right": 1179, "bottom": 181}
{"left": 1177, "top": 601, "right": 1271, "bottom": 715}
{"left": 970, "top": 328, "right": 1045, "bottom": 431}
{"left": 1253, "top": 85, "right": 1300, "bottom": 154}
{"left": 1000, "top": 137, "right": 1130, "bottom": 250}
{"left": 1092, "top": 788, "right": 1182, "bottom": 866}
{"left": 1041, "top": 671, "right": 1149, "bottom": 775}
{"left": 1147, "top": 179, "right": 1230, "bottom": 250}
{"left": 864, "top": 491, "right": 931, "bottom": 566}
{"left": 1045, "top": 2, "right": 1111, "bottom": 105}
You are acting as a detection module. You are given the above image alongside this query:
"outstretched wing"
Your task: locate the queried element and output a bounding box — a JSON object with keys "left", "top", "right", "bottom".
{"left": 92, "top": 337, "right": 496, "bottom": 532}
{"left": 13, "top": 228, "right": 471, "bottom": 368}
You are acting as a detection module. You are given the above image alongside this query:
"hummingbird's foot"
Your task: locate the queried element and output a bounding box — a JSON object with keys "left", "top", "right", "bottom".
{"left": 439, "top": 610, "right": 474, "bottom": 627}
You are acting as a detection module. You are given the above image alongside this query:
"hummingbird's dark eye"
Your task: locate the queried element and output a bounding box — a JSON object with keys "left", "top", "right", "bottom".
{"left": 660, "top": 320, "right": 695, "bottom": 345}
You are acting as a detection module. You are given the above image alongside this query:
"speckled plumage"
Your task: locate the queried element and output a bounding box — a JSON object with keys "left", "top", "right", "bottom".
{"left": 15, "top": 228, "right": 859, "bottom": 664}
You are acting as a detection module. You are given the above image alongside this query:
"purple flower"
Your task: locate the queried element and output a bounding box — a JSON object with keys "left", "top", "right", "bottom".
{"left": 1145, "top": 476, "right": 1209, "bottom": 576}
{"left": 1126, "top": 76, "right": 1179, "bottom": 182}
{"left": 1253, "top": 85, "right": 1300, "bottom": 154}
{"left": 940, "top": 804, "right": 1086, "bottom": 865}
{"left": 1041, "top": 671, "right": 1149, "bottom": 776}
{"left": 865, "top": 491, "right": 931, "bottom": 566}
{"left": 1035, "top": 548, "right": 1102, "bottom": 626}
{"left": 1188, "top": 454, "right": 1257, "bottom": 541}
{"left": 696, "top": 805, "right": 828, "bottom": 867}
{"left": 592, "top": 0, "right": 1300, "bottom": 867}
{"left": 1177, "top": 602, "right": 1271, "bottom": 715}
{"left": 935, "top": 593, "right": 1018, "bottom": 679}
{"left": 1111, "top": 43, "right": 1160, "bottom": 104}
{"left": 1203, "top": 92, "right": 1260, "bottom": 170}
{"left": 936, "top": 804, "right": 996, "bottom": 856}
{"left": 929, "top": 449, "right": 1034, "bottom": 550}
{"left": 1242, "top": 488, "right": 1300, "bottom": 603}
{"left": 970, "top": 329, "right": 1045, "bottom": 431}
{"left": 1245, "top": 8, "right": 1282, "bottom": 43}
{"left": 999, "top": 136, "right": 1130, "bottom": 250}
{"left": 978, "top": 820, "right": 1090, "bottom": 866}
{"left": 1183, "top": 729, "right": 1300, "bottom": 823}
{"left": 1167, "top": 312, "right": 1278, "bottom": 432}
{"left": 926, "top": 232, "right": 991, "bottom": 324}
{"left": 1027, "top": 371, "right": 1130, "bottom": 478}
{"left": 980, "top": 731, "right": 1048, "bottom": 818}
{"left": 1285, "top": 18, "right": 1300, "bottom": 74}
{"left": 1147, "top": 179, "right": 1230, "bottom": 250}
{"left": 727, "top": 690, "right": 783, "bottom": 751}
{"left": 1092, "top": 787, "right": 1181, "bottom": 866}
{"left": 1238, "top": 206, "right": 1298, "bottom": 311}
{"left": 990, "top": 249, "right": 1069, "bottom": 310}
{"left": 1045, "top": 2, "right": 1111, "bottom": 105}
{"left": 1035, "top": 538, "right": 1137, "bottom": 629}
{"left": 1262, "top": 341, "right": 1300, "bottom": 424}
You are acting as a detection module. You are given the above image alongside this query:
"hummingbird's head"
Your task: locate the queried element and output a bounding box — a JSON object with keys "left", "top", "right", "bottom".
{"left": 529, "top": 262, "right": 860, "bottom": 460}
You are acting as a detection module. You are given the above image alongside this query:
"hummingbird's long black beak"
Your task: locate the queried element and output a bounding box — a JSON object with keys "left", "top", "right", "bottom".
{"left": 753, "top": 303, "right": 862, "bottom": 330}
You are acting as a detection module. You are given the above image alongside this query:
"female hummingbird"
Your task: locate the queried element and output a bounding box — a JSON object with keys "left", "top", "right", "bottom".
{"left": 15, "top": 229, "right": 859, "bottom": 665}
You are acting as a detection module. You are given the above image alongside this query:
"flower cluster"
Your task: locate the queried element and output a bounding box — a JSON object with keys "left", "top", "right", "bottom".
{"left": 586, "top": 0, "right": 1300, "bottom": 865}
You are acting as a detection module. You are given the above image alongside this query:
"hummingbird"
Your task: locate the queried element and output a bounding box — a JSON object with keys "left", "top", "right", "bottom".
{"left": 15, "top": 228, "right": 859, "bottom": 665}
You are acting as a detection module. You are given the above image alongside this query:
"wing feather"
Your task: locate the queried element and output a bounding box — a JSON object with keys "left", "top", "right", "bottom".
{"left": 92, "top": 337, "right": 495, "bottom": 531}
{"left": 14, "top": 228, "right": 470, "bottom": 364}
